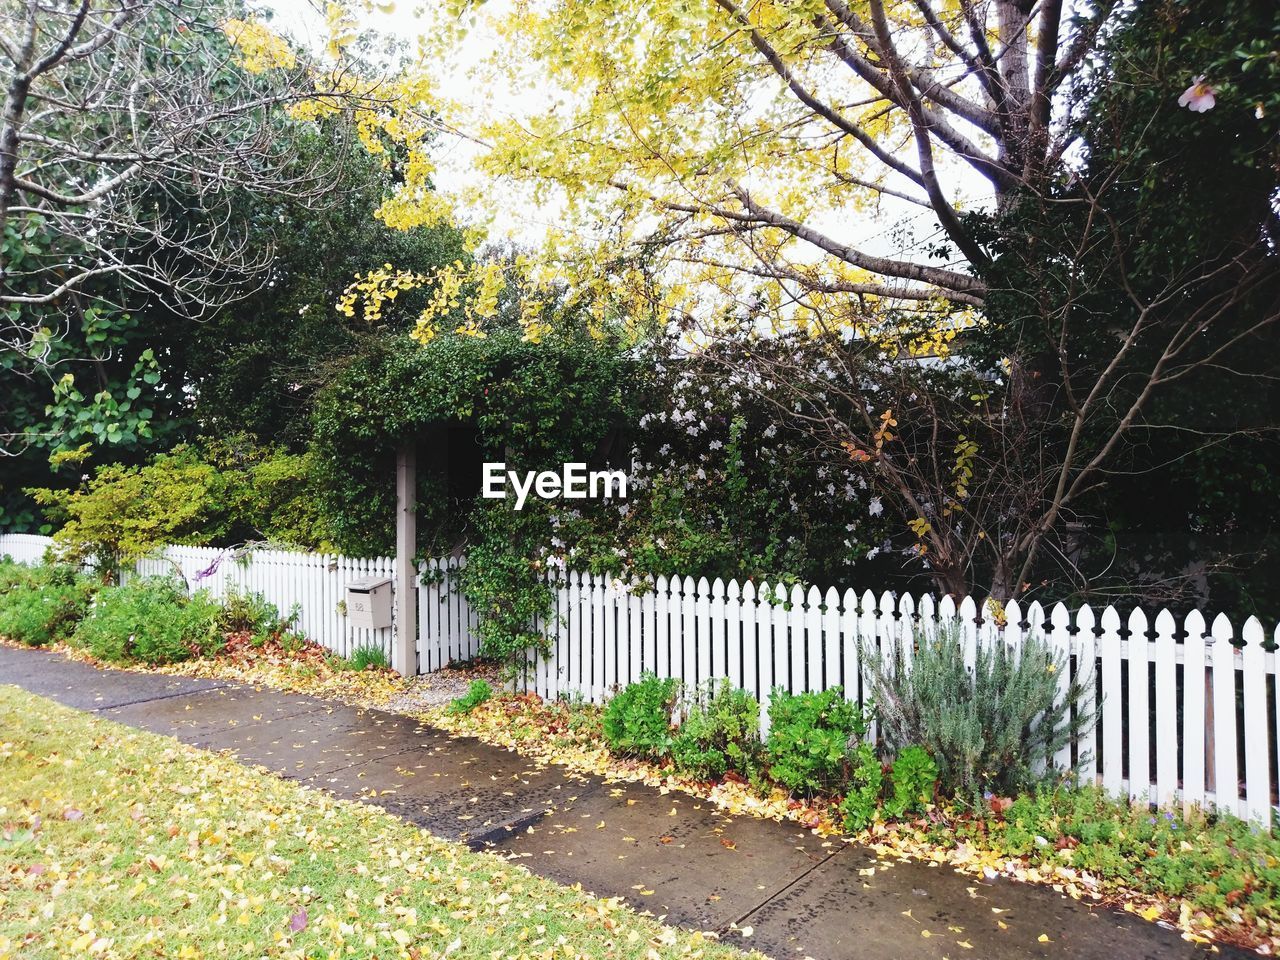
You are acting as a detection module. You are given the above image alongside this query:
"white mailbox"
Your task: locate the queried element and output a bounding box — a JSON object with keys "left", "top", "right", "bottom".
{"left": 346, "top": 576, "right": 393, "bottom": 630}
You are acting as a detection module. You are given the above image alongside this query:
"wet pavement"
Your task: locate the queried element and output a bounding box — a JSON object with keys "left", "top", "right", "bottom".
{"left": 0, "top": 645, "right": 1249, "bottom": 960}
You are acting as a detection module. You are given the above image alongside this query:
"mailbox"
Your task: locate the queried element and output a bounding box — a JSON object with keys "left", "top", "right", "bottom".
{"left": 346, "top": 576, "right": 393, "bottom": 629}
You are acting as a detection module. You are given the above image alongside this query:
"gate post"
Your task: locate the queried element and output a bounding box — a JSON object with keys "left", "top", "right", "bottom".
{"left": 394, "top": 441, "right": 418, "bottom": 677}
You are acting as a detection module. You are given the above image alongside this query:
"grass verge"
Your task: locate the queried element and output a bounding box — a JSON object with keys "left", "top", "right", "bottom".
{"left": 0, "top": 685, "right": 751, "bottom": 960}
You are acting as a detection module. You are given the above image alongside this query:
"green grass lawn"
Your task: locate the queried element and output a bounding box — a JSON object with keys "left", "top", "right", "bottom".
{"left": 0, "top": 686, "right": 751, "bottom": 960}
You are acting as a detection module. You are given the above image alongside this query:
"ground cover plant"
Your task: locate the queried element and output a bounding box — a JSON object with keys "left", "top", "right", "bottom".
{"left": 0, "top": 686, "right": 754, "bottom": 960}
{"left": 671, "top": 681, "right": 761, "bottom": 781}
{"left": 448, "top": 678, "right": 494, "bottom": 715}
{"left": 763, "top": 687, "right": 865, "bottom": 796}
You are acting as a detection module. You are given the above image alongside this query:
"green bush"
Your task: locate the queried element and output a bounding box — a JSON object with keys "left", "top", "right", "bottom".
{"left": 447, "top": 679, "right": 495, "bottom": 715}
{"left": 458, "top": 503, "right": 555, "bottom": 673}
{"left": 865, "top": 624, "right": 1097, "bottom": 802}
{"left": 29, "top": 438, "right": 337, "bottom": 572}
{"left": 671, "top": 680, "right": 761, "bottom": 780}
{"left": 764, "top": 687, "right": 864, "bottom": 795}
{"left": 0, "top": 564, "right": 96, "bottom": 646}
{"left": 839, "top": 742, "right": 884, "bottom": 831}
{"left": 0, "top": 559, "right": 40, "bottom": 593}
{"left": 216, "top": 587, "right": 296, "bottom": 644}
{"left": 602, "top": 674, "right": 680, "bottom": 760}
{"left": 885, "top": 746, "right": 937, "bottom": 819}
{"left": 73, "top": 577, "right": 222, "bottom": 665}
{"left": 349, "top": 644, "right": 391, "bottom": 672}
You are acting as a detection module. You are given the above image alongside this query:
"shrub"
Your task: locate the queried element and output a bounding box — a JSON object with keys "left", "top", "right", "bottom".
{"left": 73, "top": 577, "right": 222, "bottom": 664}
{"left": 885, "top": 745, "right": 938, "bottom": 819}
{"left": 0, "top": 564, "right": 96, "bottom": 646}
{"left": 864, "top": 624, "right": 1097, "bottom": 802}
{"left": 602, "top": 674, "right": 680, "bottom": 760}
{"left": 447, "top": 679, "right": 495, "bottom": 715}
{"left": 0, "top": 559, "right": 40, "bottom": 593}
{"left": 671, "top": 680, "right": 761, "bottom": 780}
{"left": 839, "top": 742, "right": 884, "bottom": 831}
{"left": 457, "top": 502, "right": 556, "bottom": 673}
{"left": 349, "top": 644, "right": 391, "bottom": 672}
{"left": 764, "top": 687, "right": 865, "bottom": 795}
{"left": 217, "top": 587, "right": 292, "bottom": 641}
{"left": 28, "top": 438, "right": 336, "bottom": 573}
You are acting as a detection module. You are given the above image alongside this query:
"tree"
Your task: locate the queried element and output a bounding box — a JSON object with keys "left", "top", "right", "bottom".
{"left": 0, "top": 0, "right": 361, "bottom": 360}
{"left": 340, "top": 0, "right": 1275, "bottom": 604}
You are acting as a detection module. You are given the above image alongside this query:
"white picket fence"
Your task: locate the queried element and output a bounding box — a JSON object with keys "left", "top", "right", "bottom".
{"left": 418, "top": 557, "right": 481, "bottom": 672}
{"left": 133, "top": 545, "right": 400, "bottom": 661}
{"left": 0, "top": 533, "right": 54, "bottom": 566}
{"left": 4, "top": 534, "right": 1278, "bottom": 825}
{"left": 520, "top": 571, "right": 1280, "bottom": 826}
{"left": 0, "top": 535, "right": 478, "bottom": 670}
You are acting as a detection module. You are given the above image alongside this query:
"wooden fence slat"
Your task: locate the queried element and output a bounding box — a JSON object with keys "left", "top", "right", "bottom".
{"left": 710, "top": 578, "right": 727, "bottom": 682}
{"left": 1075, "top": 604, "right": 1099, "bottom": 785}
{"left": 726, "top": 580, "right": 743, "bottom": 691}
{"left": 1050, "top": 603, "right": 1073, "bottom": 775}
{"left": 1099, "top": 606, "right": 1124, "bottom": 797}
{"left": 1181, "top": 610, "right": 1207, "bottom": 814}
{"left": 1127, "top": 607, "right": 1152, "bottom": 804}
{"left": 1154, "top": 609, "right": 1179, "bottom": 807}
{"left": 1210, "top": 614, "right": 1239, "bottom": 816}
{"left": 696, "top": 576, "right": 712, "bottom": 688}
{"left": 1241, "top": 617, "right": 1271, "bottom": 824}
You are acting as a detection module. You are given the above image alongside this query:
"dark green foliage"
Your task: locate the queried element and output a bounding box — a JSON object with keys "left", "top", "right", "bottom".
{"left": 310, "top": 329, "right": 637, "bottom": 558}
{"left": 73, "top": 577, "right": 222, "bottom": 665}
{"left": 670, "top": 681, "right": 761, "bottom": 780}
{"left": 602, "top": 674, "right": 680, "bottom": 761}
{"left": 447, "top": 679, "right": 495, "bottom": 715}
{"left": 458, "top": 503, "right": 556, "bottom": 671}
{"left": 184, "top": 139, "right": 469, "bottom": 449}
{"left": 764, "top": 687, "right": 864, "bottom": 795}
{"left": 959, "top": 0, "right": 1280, "bottom": 613}
{"left": 885, "top": 746, "right": 938, "bottom": 819}
{"left": 839, "top": 742, "right": 883, "bottom": 832}
{"left": 0, "top": 563, "right": 96, "bottom": 646}
{"left": 865, "top": 626, "right": 1096, "bottom": 802}
{"left": 348, "top": 644, "right": 391, "bottom": 672}
{"left": 550, "top": 347, "right": 897, "bottom": 588}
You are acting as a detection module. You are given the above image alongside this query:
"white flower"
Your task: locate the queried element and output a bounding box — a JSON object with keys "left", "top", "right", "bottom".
{"left": 868, "top": 497, "right": 883, "bottom": 517}
{"left": 1178, "top": 76, "right": 1216, "bottom": 113}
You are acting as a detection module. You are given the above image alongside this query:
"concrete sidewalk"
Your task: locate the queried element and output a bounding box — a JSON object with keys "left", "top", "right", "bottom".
{"left": 0, "top": 645, "right": 1243, "bottom": 960}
